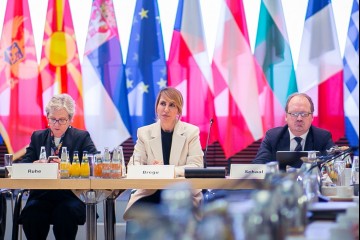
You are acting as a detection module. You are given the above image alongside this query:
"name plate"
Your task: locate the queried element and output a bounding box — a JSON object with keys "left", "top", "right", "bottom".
{"left": 127, "top": 165, "right": 175, "bottom": 179}
{"left": 12, "top": 163, "right": 59, "bottom": 179}
{"left": 229, "top": 164, "right": 266, "bottom": 179}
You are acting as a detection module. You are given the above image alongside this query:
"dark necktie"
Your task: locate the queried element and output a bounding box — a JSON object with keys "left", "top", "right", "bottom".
{"left": 294, "top": 137, "right": 303, "bottom": 151}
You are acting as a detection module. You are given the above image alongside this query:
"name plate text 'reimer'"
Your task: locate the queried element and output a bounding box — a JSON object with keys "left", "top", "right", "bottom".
{"left": 12, "top": 163, "right": 59, "bottom": 179}
{"left": 127, "top": 165, "right": 175, "bottom": 179}
{"left": 229, "top": 164, "right": 266, "bottom": 179}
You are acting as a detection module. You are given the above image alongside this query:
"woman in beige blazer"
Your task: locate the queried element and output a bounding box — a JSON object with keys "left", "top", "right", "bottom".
{"left": 123, "top": 87, "right": 204, "bottom": 220}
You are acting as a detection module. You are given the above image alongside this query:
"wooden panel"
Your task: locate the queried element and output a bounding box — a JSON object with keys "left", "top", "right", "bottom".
{"left": 0, "top": 178, "right": 91, "bottom": 189}
{"left": 90, "top": 178, "right": 262, "bottom": 190}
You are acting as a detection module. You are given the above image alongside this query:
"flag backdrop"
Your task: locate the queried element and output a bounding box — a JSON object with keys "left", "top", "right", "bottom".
{"left": 125, "top": 0, "right": 167, "bottom": 142}
{"left": 168, "top": 0, "right": 218, "bottom": 148}
{"left": 296, "top": 0, "right": 344, "bottom": 141}
{"left": 343, "top": 0, "right": 359, "bottom": 153}
{"left": 0, "top": 0, "right": 44, "bottom": 159}
{"left": 211, "top": 0, "right": 263, "bottom": 158}
{"left": 82, "top": 0, "right": 130, "bottom": 151}
{"left": 254, "top": 0, "right": 298, "bottom": 130}
{"left": 0, "top": 1, "right": 355, "bottom": 158}
{"left": 39, "top": 0, "right": 85, "bottom": 129}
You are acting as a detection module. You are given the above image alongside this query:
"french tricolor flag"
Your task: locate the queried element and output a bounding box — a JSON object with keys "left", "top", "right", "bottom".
{"left": 296, "top": 0, "right": 344, "bottom": 141}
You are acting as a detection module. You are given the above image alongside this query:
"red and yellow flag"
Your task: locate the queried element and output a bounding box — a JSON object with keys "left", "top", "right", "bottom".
{"left": 0, "top": 0, "right": 44, "bottom": 159}
{"left": 39, "top": 0, "right": 85, "bottom": 129}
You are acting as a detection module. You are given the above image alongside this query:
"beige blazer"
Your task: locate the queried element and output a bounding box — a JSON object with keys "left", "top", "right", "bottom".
{"left": 123, "top": 120, "right": 204, "bottom": 220}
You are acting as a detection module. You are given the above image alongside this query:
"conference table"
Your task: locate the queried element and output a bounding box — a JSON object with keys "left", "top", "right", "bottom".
{"left": 0, "top": 177, "right": 260, "bottom": 240}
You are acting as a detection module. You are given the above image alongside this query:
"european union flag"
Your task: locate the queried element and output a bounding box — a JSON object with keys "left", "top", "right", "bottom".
{"left": 0, "top": 135, "right": 3, "bottom": 145}
{"left": 125, "top": 0, "right": 167, "bottom": 142}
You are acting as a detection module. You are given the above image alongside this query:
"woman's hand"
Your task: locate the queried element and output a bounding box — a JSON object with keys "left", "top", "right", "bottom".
{"left": 33, "top": 157, "right": 60, "bottom": 163}
{"left": 33, "top": 159, "right": 48, "bottom": 163}
{"left": 152, "top": 160, "right": 162, "bottom": 165}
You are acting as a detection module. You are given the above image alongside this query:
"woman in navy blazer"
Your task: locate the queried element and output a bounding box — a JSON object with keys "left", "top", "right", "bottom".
{"left": 19, "top": 94, "right": 97, "bottom": 240}
{"left": 253, "top": 93, "right": 335, "bottom": 168}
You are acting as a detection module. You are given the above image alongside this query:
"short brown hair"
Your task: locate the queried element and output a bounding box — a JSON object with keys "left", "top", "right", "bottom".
{"left": 155, "top": 87, "right": 183, "bottom": 116}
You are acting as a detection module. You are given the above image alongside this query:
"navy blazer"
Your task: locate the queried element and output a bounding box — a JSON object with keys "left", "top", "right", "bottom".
{"left": 20, "top": 127, "right": 97, "bottom": 207}
{"left": 22, "top": 127, "right": 97, "bottom": 163}
{"left": 252, "top": 125, "right": 335, "bottom": 168}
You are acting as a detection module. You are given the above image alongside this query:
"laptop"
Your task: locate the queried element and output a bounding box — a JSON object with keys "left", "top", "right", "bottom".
{"left": 276, "top": 151, "right": 318, "bottom": 171}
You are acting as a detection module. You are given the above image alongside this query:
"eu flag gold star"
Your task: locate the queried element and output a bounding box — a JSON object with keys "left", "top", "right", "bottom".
{"left": 139, "top": 8, "right": 148, "bottom": 19}
{"left": 140, "top": 82, "right": 149, "bottom": 93}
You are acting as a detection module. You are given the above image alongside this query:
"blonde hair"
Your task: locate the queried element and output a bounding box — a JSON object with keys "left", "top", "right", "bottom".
{"left": 155, "top": 87, "right": 183, "bottom": 117}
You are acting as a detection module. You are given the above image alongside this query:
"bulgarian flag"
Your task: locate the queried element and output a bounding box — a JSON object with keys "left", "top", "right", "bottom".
{"left": 39, "top": 0, "right": 85, "bottom": 129}
{"left": 0, "top": 0, "right": 44, "bottom": 159}
{"left": 211, "top": 0, "right": 263, "bottom": 158}
{"left": 254, "top": 0, "right": 298, "bottom": 130}
{"left": 296, "top": 0, "right": 344, "bottom": 141}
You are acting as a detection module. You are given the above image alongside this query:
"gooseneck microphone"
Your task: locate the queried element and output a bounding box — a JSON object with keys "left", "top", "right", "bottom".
{"left": 203, "top": 118, "right": 214, "bottom": 168}
{"left": 184, "top": 118, "right": 226, "bottom": 178}
{"left": 307, "top": 146, "right": 357, "bottom": 173}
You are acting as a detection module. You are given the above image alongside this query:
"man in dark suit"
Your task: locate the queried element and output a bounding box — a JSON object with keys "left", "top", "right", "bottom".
{"left": 19, "top": 94, "right": 97, "bottom": 240}
{"left": 253, "top": 93, "right": 335, "bottom": 168}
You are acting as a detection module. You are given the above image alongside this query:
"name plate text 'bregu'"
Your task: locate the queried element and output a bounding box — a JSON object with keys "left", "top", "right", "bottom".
{"left": 127, "top": 165, "right": 175, "bottom": 179}
{"left": 12, "top": 163, "right": 59, "bottom": 179}
{"left": 229, "top": 164, "right": 266, "bottom": 179}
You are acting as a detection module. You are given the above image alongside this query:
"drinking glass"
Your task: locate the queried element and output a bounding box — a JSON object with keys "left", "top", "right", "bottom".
{"left": 4, "top": 154, "right": 13, "bottom": 166}
{"left": 4, "top": 154, "right": 13, "bottom": 178}
{"left": 351, "top": 156, "right": 359, "bottom": 196}
{"left": 333, "top": 159, "right": 346, "bottom": 186}
{"left": 265, "top": 161, "right": 279, "bottom": 174}
{"left": 88, "top": 154, "right": 94, "bottom": 177}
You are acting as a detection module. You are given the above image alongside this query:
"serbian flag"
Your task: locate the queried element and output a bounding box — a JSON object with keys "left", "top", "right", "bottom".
{"left": 254, "top": 0, "right": 298, "bottom": 130}
{"left": 168, "top": 0, "right": 218, "bottom": 148}
{"left": 296, "top": 0, "right": 344, "bottom": 141}
{"left": 82, "top": 0, "right": 131, "bottom": 151}
{"left": 0, "top": 0, "right": 44, "bottom": 159}
{"left": 39, "top": 0, "right": 85, "bottom": 129}
{"left": 343, "top": 0, "right": 359, "bottom": 153}
{"left": 125, "top": 0, "right": 167, "bottom": 142}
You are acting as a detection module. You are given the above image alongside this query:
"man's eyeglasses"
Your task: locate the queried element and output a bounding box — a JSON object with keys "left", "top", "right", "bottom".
{"left": 287, "top": 112, "right": 312, "bottom": 118}
{"left": 48, "top": 118, "right": 69, "bottom": 125}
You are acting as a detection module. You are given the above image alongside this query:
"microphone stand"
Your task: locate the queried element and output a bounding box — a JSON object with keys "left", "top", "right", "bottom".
{"left": 184, "top": 118, "right": 226, "bottom": 178}
{"left": 203, "top": 119, "right": 213, "bottom": 168}
{"left": 307, "top": 147, "right": 354, "bottom": 173}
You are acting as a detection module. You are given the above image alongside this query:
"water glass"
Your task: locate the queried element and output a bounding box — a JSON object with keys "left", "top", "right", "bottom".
{"left": 88, "top": 154, "right": 94, "bottom": 177}
{"left": 4, "top": 154, "right": 13, "bottom": 166}
{"left": 4, "top": 154, "right": 13, "bottom": 178}
{"left": 265, "top": 161, "right": 279, "bottom": 174}
{"left": 333, "top": 160, "right": 346, "bottom": 186}
{"left": 351, "top": 156, "right": 359, "bottom": 196}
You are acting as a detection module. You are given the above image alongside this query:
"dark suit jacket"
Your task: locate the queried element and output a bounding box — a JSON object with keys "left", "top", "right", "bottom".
{"left": 20, "top": 127, "right": 97, "bottom": 212}
{"left": 252, "top": 125, "right": 335, "bottom": 168}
